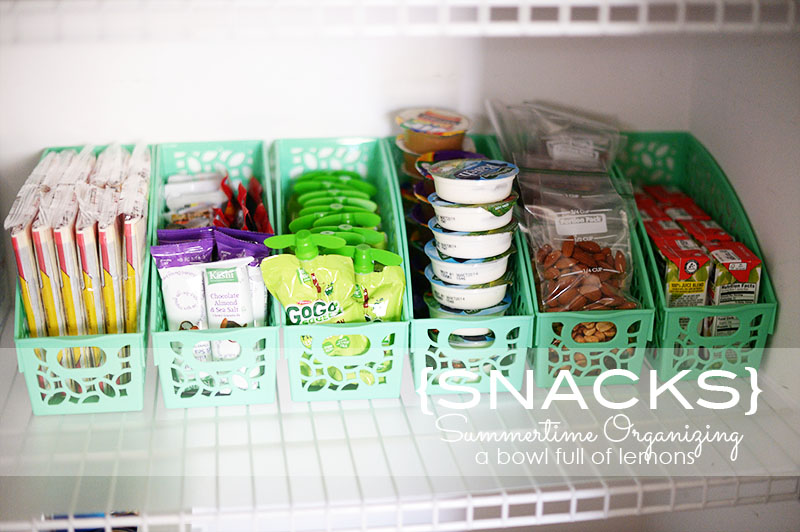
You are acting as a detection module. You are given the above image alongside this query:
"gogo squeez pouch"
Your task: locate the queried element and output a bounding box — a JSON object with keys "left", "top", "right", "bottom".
{"left": 260, "top": 231, "right": 363, "bottom": 326}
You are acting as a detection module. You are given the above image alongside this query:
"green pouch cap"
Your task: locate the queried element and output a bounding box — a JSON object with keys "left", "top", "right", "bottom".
{"left": 292, "top": 180, "right": 369, "bottom": 196}
{"left": 296, "top": 189, "right": 371, "bottom": 204}
{"left": 302, "top": 196, "right": 378, "bottom": 212}
{"left": 295, "top": 170, "right": 378, "bottom": 196}
{"left": 311, "top": 224, "right": 385, "bottom": 247}
{"left": 313, "top": 212, "right": 382, "bottom": 229}
{"left": 315, "top": 230, "right": 366, "bottom": 246}
{"left": 298, "top": 203, "right": 374, "bottom": 217}
{"left": 265, "top": 229, "right": 346, "bottom": 261}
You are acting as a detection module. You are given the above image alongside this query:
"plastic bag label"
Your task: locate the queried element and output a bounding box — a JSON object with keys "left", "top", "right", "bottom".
{"left": 554, "top": 212, "right": 608, "bottom": 236}
{"left": 546, "top": 139, "right": 598, "bottom": 162}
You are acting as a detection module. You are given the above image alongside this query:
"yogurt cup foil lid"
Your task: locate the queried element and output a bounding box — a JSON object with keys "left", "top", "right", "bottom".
{"left": 425, "top": 265, "right": 514, "bottom": 289}
{"left": 424, "top": 292, "right": 512, "bottom": 317}
{"left": 415, "top": 147, "right": 484, "bottom": 178}
{"left": 428, "top": 218, "right": 518, "bottom": 236}
{"left": 424, "top": 239, "right": 515, "bottom": 264}
{"left": 429, "top": 159, "right": 519, "bottom": 181}
{"left": 395, "top": 108, "right": 472, "bottom": 136}
{"left": 428, "top": 191, "right": 518, "bottom": 216}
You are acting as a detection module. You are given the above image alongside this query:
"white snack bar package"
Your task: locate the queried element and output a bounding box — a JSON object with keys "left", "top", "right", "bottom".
{"left": 164, "top": 171, "right": 224, "bottom": 199}
{"left": 51, "top": 146, "right": 96, "bottom": 338}
{"left": 4, "top": 153, "right": 57, "bottom": 338}
{"left": 89, "top": 142, "right": 127, "bottom": 188}
{"left": 32, "top": 211, "right": 67, "bottom": 337}
{"left": 119, "top": 144, "right": 150, "bottom": 334}
{"left": 76, "top": 182, "right": 106, "bottom": 335}
{"left": 151, "top": 240, "right": 215, "bottom": 362}
{"left": 97, "top": 187, "right": 125, "bottom": 334}
{"left": 202, "top": 257, "right": 254, "bottom": 360}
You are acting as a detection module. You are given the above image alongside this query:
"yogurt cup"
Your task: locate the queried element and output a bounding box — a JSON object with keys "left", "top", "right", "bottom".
{"left": 414, "top": 146, "right": 483, "bottom": 179}
{"left": 425, "top": 265, "right": 513, "bottom": 310}
{"left": 429, "top": 191, "right": 517, "bottom": 232}
{"left": 424, "top": 239, "right": 515, "bottom": 285}
{"left": 429, "top": 159, "right": 519, "bottom": 204}
{"left": 424, "top": 292, "right": 512, "bottom": 337}
{"left": 428, "top": 218, "right": 517, "bottom": 260}
{"left": 396, "top": 108, "right": 472, "bottom": 154}
{"left": 395, "top": 135, "right": 477, "bottom": 178}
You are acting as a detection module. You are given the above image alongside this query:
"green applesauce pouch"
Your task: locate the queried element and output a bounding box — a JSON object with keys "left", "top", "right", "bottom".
{"left": 261, "top": 231, "right": 363, "bottom": 325}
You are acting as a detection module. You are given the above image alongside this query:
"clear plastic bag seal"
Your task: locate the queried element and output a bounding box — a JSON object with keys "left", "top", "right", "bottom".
{"left": 486, "top": 99, "right": 623, "bottom": 173}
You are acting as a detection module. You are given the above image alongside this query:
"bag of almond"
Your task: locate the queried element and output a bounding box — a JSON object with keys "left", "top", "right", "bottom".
{"left": 519, "top": 172, "right": 639, "bottom": 312}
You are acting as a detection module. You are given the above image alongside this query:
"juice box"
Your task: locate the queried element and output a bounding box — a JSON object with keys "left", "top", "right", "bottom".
{"left": 679, "top": 219, "right": 733, "bottom": 245}
{"left": 637, "top": 203, "right": 670, "bottom": 222}
{"left": 652, "top": 237, "right": 712, "bottom": 308}
{"left": 705, "top": 241, "right": 762, "bottom": 336}
{"left": 643, "top": 185, "right": 694, "bottom": 206}
{"left": 661, "top": 202, "right": 711, "bottom": 221}
{"left": 644, "top": 219, "right": 689, "bottom": 241}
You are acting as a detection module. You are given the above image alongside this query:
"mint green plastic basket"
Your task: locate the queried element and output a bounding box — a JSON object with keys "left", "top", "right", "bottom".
{"left": 387, "top": 134, "right": 535, "bottom": 394}
{"left": 614, "top": 132, "right": 778, "bottom": 381}
{"left": 13, "top": 144, "right": 153, "bottom": 415}
{"left": 272, "top": 138, "right": 412, "bottom": 402}
{"left": 150, "top": 141, "right": 278, "bottom": 408}
{"left": 522, "top": 224, "right": 655, "bottom": 387}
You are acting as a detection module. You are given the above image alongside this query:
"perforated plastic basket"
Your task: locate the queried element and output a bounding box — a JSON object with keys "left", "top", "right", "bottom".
{"left": 150, "top": 141, "right": 278, "bottom": 408}
{"left": 614, "top": 132, "right": 778, "bottom": 381}
{"left": 522, "top": 226, "right": 655, "bottom": 387}
{"left": 13, "top": 144, "right": 153, "bottom": 415}
{"left": 272, "top": 137, "right": 412, "bottom": 402}
{"left": 387, "top": 134, "right": 535, "bottom": 394}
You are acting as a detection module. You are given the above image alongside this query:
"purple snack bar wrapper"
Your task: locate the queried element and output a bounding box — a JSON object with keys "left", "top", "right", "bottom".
{"left": 157, "top": 227, "right": 215, "bottom": 245}
{"left": 214, "top": 226, "right": 273, "bottom": 246}
{"left": 150, "top": 240, "right": 214, "bottom": 269}
{"left": 215, "top": 231, "right": 271, "bottom": 266}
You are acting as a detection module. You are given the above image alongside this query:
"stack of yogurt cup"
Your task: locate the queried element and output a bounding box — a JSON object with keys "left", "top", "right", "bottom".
{"left": 422, "top": 157, "right": 520, "bottom": 344}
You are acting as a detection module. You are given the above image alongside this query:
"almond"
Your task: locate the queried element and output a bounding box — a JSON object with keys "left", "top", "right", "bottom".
{"left": 561, "top": 238, "right": 575, "bottom": 258}
{"left": 577, "top": 240, "right": 601, "bottom": 253}
{"left": 543, "top": 249, "right": 561, "bottom": 268}
{"left": 555, "top": 257, "right": 577, "bottom": 269}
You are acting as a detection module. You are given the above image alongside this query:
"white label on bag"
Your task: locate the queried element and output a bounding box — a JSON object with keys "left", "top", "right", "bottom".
{"left": 546, "top": 139, "right": 598, "bottom": 161}
{"left": 555, "top": 211, "right": 608, "bottom": 236}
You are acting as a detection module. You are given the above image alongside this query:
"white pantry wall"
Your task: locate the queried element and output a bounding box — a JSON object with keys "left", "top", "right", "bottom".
{"left": 689, "top": 35, "right": 800, "bottom": 395}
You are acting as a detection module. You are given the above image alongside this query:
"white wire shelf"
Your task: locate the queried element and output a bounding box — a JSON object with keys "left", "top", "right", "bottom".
{"left": 0, "top": 0, "right": 798, "bottom": 42}
{"left": 1, "top": 313, "right": 799, "bottom": 531}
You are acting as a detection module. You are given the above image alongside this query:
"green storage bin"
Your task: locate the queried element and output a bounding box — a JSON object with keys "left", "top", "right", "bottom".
{"left": 150, "top": 141, "right": 278, "bottom": 408}
{"left": 272, "top": 137, "right": 412, "bottom": 402}
{"left": 614, "top": 132, "right": 778, "bottom": 380}
{"left": 13, "top": 144, "right": 153, "bottom": 415}
{"left": 522, "top": 227, "right": 655, "bottom": 387}
{"left": 387, "top": 134, "right": 535, "bottom": 394}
